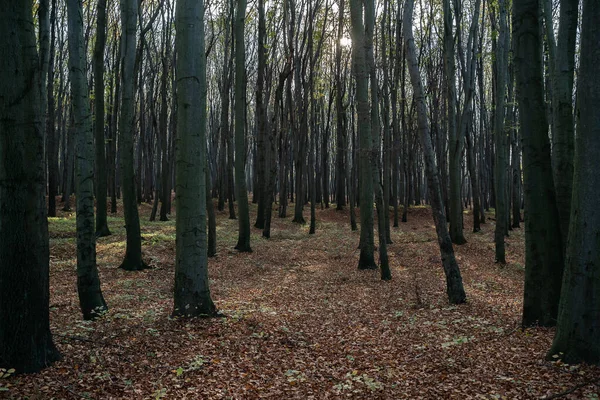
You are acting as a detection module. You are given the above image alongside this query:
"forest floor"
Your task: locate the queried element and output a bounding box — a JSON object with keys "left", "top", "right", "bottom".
{"left": 3, "top": 199, "right": 600, "bottom": 399}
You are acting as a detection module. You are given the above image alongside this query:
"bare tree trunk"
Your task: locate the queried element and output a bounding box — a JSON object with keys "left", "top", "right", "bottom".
{"left": 66, "top": 0, "right": 108, "bottom": 320}
{"left": 404, "top": 0, "right": 466, "bottom": 304}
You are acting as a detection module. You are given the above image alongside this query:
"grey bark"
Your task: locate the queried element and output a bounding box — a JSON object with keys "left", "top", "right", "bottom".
{"left": 404, "top": 0, "right": 466, "bottom": 304}
{"left": 67, "top": 0, "right": 108, "bottom": 320}
{"left": 172, "top": 0, "right": 217, "bottom": 317}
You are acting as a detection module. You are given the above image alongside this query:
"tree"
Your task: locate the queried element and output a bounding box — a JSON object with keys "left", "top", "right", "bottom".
{"left": 67, "top": 0, "right": 109, "bottom": 320}
{"left": 0, "top": 0, "right": 61, "bottom": 372}
{"left": 350, "top": 0, "right": 376, "bottom": 270}
{"left": 403, "top": 0, "right": 466, "bottom": 304}
{"left": 493, "top": 0, "right": 510, "bottom": 264}
{"left": 47, "top": 0, "right": 59, "bottom": 218}
{"left": 119, "top": 0, "right": 150, "bottom": 270}
{"left": 172, "top": 0, "right": 217, "bottom": 318}
{"left": 254, "top": 0, "right": 267, "bottom": 230}
{"left": 444, "top": 0, "right": 466, "bottom": 245}
{"left": 547, "top": 0, "right": 599, "bottom": 364}
{"left": 94, "top": 0, "right": 111, "bottom": 237}
{"left": 548, "top": 0, "right": 579, "bottom": 247}
{"left": 513, "top": 0, "right": 564, "bottom": 327}
{"left": 234, "top": 0, "right": 252, "bottom": 252}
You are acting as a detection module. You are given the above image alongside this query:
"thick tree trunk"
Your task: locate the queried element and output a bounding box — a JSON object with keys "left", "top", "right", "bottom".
{"left": 0, "top": 1, "right": 61, "bottom": 372}
{"left": 548, "top": 0, "right": 600, "bottom": 363}
{"left": 173, "top": 0, "right": 217, "bottom": 318}
{"left": 513, "top": 0, "right": 564, "bottom": 327}
{"left": 67, "top": 0, "right": 108, "bottom": 320}
{"left": 404, "top": 0, "right": 466, "bottom": 304}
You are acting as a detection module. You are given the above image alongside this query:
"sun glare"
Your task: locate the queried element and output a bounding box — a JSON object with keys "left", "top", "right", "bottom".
{"left": 340, "top": 37, "right": 352, "bottom": 47}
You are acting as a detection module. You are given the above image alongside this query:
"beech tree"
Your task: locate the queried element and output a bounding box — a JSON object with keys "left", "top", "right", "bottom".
{"left": 172, "top": 0, "right": 217, "bottom": 318}
{"left": 404, "top": 0, "right": 466, "bottom": 304}
{"left": 0, "top": 0, "right": 61, "bottom": 373}
{"left": 547, "top": 0, "right": 600, "bottom": 364}
{"left": 513, "top": 0, "right": 564, "bottom": 327}
{"left": 119, "top": 0, "right": 150, "bottom": 270}
{"left": 66, "top": 0, "right": 108, "bottom": 320}
{"left": 234, "top": 0, "right": 252, "bottom": 252}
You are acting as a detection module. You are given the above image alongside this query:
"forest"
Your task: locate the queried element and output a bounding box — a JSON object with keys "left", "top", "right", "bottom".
{"left": 0, "top": 0, "right": 599, "bottom": 398}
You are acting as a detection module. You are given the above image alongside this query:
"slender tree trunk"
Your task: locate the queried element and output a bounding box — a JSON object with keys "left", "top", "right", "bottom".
{"left": 254, "top": 0, "right": 267, "bottom": 229}
{"left": 67, "top": 0, "right": 108, "bottom": 320}
{"left": 94, "top": 0, "right": 110, "bottom": 237}
{"left": 234, "top": 0, "right": 251, "bottom": 252}
{"left": 119, "top": 0, "right": 149, "bottom": 271}
{"left": 445, "top": 0, "right": 467, "bottom": 245}
{"left": 47, "top": 0, "right": 58, "bottom": 218}
{"left": 335, "top": 0, "right": 346, "bottom": 211}
{"left": 404, "top": 0, "right": 466, "bottom": 304}
{"left": 350, "top": 0, "right": 377, "bottom": 270}
{"left": 493, "top": 0, "right": 509, "bottom": 263}
{"left": 551, "top": 0, "right": 578, "bottom": 247}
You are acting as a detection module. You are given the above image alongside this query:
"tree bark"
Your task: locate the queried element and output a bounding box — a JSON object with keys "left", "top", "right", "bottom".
{"left": 119, "top": 0, "right": 149, "bottom": 271}
{"left": 548, "top": 0, "right": 600, "bottom": 363}
{"left": 0, "top": 0, "right": 61, "bottom": 372}
{"left": 513, "top": 0, "right": 564, "bottom": 327}
{"left": 234, "top": 0, "right": 251, "bottom": 252}
{"left": 94, "top": 0, "right": 111, "bottom": 237}
{"left": 404, "top": 0, "right": 466, "bottom": 304}
{"left": 67, "top": 0, "right": 108, "bottom": 320}
{"left": 173, "top": 0, "right": 217, "bottom": 318}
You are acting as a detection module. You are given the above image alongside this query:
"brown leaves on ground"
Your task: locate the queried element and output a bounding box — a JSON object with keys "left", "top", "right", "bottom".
{"left": 3, "top": 202, "right": 599, "bottom": 399}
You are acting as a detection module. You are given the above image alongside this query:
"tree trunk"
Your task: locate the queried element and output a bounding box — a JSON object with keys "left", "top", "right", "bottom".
{"left": 548, "top": 0, "right": 600, "bottom": 363}
{"left": 254, "top": 0, "right": 267, "bottom": 229}
{"left": 513, "top": 0, "right": 564, "bottom": 327}
{"left": 0, "top": 1, "right": 61, "bottom": 372}
{"left": 94, "top": 0, "right": 111, "bottom": 237}
{"left": 350, "top": 0, "right": 377, "bottom": 270}
{"left": 493, "top": 0, "right": 509, "bottom": 264}
{"left": 548, "top": 0, "right": 578, "bottom": 247}
{"left": 119, "top": 0, "right": 149, "bottom": 271}
{"left": 234, "top": 0, "right": 251, "bottom": 252}
{"left": 444, "top": 0, "right": 466, "bottom": 245}
{"left": 47, "top": 0, "right": 58, "bottom": 218}
{"left": 404, "top": 0, "right": 466, "bottom": 304}
{"left": 172, "top": 0, "right": 217, "bottom": 318}
{"left": 67, "top": 0, "right": 108, "bottom": 320}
